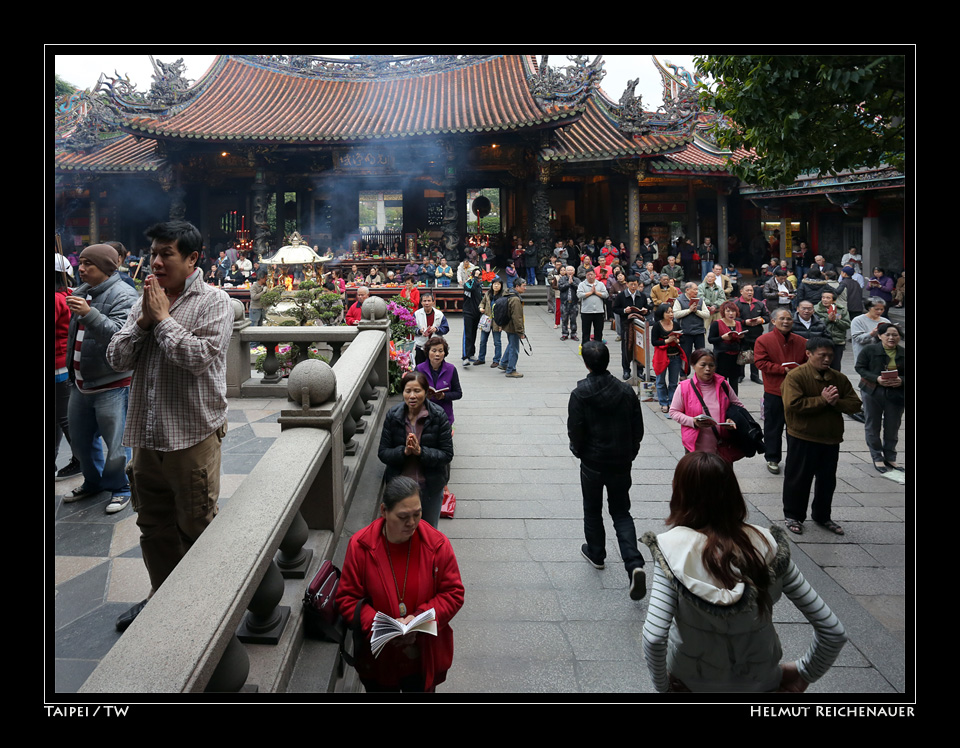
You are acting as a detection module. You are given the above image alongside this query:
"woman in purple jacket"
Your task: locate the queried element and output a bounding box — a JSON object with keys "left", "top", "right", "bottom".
{"left": 415, "top": 335, "right": 463, "bottom": 426}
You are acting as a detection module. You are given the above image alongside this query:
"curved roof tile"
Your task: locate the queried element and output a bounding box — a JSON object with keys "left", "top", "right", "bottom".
{"left": 123, "top": 55, "right": 573, "bottom": 143}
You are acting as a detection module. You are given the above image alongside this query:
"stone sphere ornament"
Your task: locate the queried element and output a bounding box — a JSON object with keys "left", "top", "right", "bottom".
{"left": 230, "top": 298, "right": 246, "bottom": 322}
{"left": 362, "top": 295, "right": 387, "bottom": 321}
{"left": 287, "top": 358, "right": 337, "bottom": 406}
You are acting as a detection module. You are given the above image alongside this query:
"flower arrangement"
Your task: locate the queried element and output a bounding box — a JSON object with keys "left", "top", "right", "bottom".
{"left": 388, "top": 341, "right": 415, "bottom": 395}
{"left": 386, "top": 294, "right": 417, "bottom": 393}
{"left": 386, "top": 296, "right": 417, "bottom": 343}
{"left": 481, "top": 270, "right": 498, "bottom": 283}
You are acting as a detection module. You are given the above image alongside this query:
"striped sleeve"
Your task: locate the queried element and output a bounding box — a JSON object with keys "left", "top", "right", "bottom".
{"left": 641, "top": 564, "right": 677, "bottom": 693}
{"left": 781, "top": 560, "right": 847, "bottom": 683}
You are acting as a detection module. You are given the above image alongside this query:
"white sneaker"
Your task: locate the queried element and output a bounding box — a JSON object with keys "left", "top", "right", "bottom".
{"left": 106, "top": 494, "right": 131, "bottom": 514}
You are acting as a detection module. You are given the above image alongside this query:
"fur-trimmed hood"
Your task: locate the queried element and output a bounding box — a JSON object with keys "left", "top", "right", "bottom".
{"left": 641, "top": 525, "right": 790, "bottom": 617}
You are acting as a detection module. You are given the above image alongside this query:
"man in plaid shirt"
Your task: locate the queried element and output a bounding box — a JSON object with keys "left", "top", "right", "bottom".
{"left": 107, "top": 221, "right": 234, "bottom": 632}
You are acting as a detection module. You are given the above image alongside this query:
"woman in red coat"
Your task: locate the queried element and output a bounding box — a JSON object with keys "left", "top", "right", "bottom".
{"left": 336, "top": 476, "right": 465, "bottom": 692}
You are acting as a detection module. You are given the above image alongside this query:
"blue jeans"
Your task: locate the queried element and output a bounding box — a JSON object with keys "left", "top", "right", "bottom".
{"left": 67, "top": 385, "right": 131, "bottom": 496}
{"left": 580, "top": 463, "right": 644, "bottom": 577}
{"left": 477, "top": 328, "right": 502, "bottom": 364}
{"left": 526, "top": 265, "right": 537, "bottom": 285}
{"left": 504, "top": 332, "right": 520, "bottom": 374}
{"left": 656, "top": 355, "right": 682, "bottom": 407}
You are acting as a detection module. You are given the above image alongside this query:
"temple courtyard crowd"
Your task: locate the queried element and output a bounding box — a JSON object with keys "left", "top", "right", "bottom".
{"left": 54, "top": 225, "right": 906, "bottom": 694}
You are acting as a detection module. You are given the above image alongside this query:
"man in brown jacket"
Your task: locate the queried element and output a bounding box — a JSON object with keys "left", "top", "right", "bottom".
{"left": 780, "top": 337, "right": 861, "bottom": 537}
{"left": 501, "top": 279, "right": 526, "bottom": 378}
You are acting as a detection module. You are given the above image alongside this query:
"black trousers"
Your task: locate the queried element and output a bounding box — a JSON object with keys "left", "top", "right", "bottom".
{"left": 581, "top": 313, "right": 605, "bottom": 342}
{"left": 782, "top": 435, "right": 839, "bottom": 524}
{"left": 763, "top": 392, "right": 785, "bottom": 463}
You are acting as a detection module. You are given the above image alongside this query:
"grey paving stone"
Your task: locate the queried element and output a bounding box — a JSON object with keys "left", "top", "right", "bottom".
{"left": 802, "top": 543, "right": 880, "bottom": 567}
{"left": 443, "top": 518, "right": 527, "bottom": 539}
{"left": 459, "top": 561, "right": 555, "bottom": 590}
{"left": 450, "top": 537, "right": 533, "bottom": 562}
{"left": 808, "top": 664, "right": 898, "bottom": 693}
{"left": 452, "top": 620, "right": 574, "bottom": 661}
{"left": 449, "top": 468, "right": 526, "bottom": 483}
{"left": 477, "top": 500, "right": 579, "bottom": 519}
{"left": 55, "top": 520, "right": 116, "bottom": 558}
{"left": 54, "top": 658, "right": 100, "bottom": 695}
{"left": 826, "top": 566, "right": 906, "bottom": 596}
{"left": 556, "top": 586, "right": 649, "bottom": 622}
{"left": 443, "top": 658, "right": 579, "bottom": 693}
{"left": 454, "top": 587, "right": 564, "bottom": 622}
{"left": 55, "top": 600, "right": 130, "bottom": 660}
{"left": 55, "top": 560, "right": 110, "bottom": 630}
{"left": 562, "top": 620, "right": 647, "bottom": 661}
{"left": 853, "top": 595, "right": 906, "bottom": 635}
{"left": 576, "top": 658, "right": 653, "bottom": 694}
{"left": 523, "top": 519, "right": 583, "bottom": 538}
{"left": 863, "top": 544, "right": 906, "bottom": 567}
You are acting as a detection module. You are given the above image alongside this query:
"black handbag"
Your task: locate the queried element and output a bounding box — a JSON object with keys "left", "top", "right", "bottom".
{"left": 688, "top": 378, "right": 764, "bottom": 461}
{"left": 720, "top": 381, "right": 764, "bottom": 458}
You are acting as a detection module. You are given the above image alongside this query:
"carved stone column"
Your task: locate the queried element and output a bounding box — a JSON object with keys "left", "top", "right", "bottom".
{"left": 252, "top": 171, "right": 271, "bottom": 257}
{"left": 717, "top": 189, "right": 729, "bottom": 267}
{"left": 168, "top": 185, "right": 186, "bottom": 221}
{"left": 532, "top": 162, "right": 554, "bottom": 267}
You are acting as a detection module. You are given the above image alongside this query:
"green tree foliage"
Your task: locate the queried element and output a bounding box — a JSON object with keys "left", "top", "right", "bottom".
{"left": 54, "top": 74, "right": 76, "bottom": 113}
{"left": 694, "top": 55, "right": 905, "bottom": 188}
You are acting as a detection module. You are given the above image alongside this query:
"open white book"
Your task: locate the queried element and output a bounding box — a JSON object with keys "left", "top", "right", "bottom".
{"left": 694, "top": 414, "right": 735, "bottom": 427}
{"left": 370, "top": 608, "right": 438, "bottom": 658}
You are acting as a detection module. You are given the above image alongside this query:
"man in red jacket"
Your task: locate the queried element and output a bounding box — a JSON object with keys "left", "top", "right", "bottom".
{"left": 345, "top": 286, "right": 369, "bottom": 325}
{"left": 754, "top": 308, "right": 807, "bottom": 475}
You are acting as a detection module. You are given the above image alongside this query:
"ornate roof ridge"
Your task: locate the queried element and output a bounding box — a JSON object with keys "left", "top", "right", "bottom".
{"left": 232, "top": 54, "right": 502, "bottom": 81}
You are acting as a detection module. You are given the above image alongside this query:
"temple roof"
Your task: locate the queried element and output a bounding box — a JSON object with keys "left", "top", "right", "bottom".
{"left": 646, "top": 137, "right": 753, "bottom": 175}
{"left": 543, "top": 96, "right": 690, "bottom": 162}
{"left": 54, "top": 54, "right": 743, "bottom": 179}
{"left": 55, "top": 133, "right": 164, "bottom": 174}
{"left": 120, "top": 55, "right": 581, "bottom": 144}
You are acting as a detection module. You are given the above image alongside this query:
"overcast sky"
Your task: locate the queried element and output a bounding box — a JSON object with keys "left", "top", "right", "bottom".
{"left": 52, "top": 51, "right": 701, "bottom": 111}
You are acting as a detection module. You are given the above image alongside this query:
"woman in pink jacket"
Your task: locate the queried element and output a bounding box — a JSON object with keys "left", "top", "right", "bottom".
{"left": 669, "top": 349, "right": 743, "bottom": 461}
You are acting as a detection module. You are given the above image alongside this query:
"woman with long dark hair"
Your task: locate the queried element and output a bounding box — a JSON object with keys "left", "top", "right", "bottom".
{"left": 641, "top": 452, "right": 846, "bottom": 692}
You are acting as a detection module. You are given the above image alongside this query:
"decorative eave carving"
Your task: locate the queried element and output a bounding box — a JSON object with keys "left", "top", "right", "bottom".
{"left": 646, "top": 56, "right": 728, "bottom": 146}
{"left": 55, "top": 89, "right": 126, "bottom": 152}
{"left": 96, "top": 56, "right": 195, "bottom": 116}
{"left": 615, "top": 78, "right": 646, "bottom": 134}
{"left": 528, "top": 55, "right": 605, "bottom": 108}
{"left": 245, "top": 54, "right": 495, "bottom": 80}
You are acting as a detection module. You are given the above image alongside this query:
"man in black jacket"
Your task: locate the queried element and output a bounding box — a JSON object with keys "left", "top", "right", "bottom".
{"left": 612, "top": 275, "right": 650, "bottom": 380}
{"left": 567, "top": 341, "right": 646, "bottom": 600}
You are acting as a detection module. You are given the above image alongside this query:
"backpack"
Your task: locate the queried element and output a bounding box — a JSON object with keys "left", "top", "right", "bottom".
{"left": 493, "top": 295, "right": 512, "bottom": 327}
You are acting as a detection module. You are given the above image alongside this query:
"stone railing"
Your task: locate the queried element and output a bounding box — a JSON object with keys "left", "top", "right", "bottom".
{"left": 80, "top": 299, "right": 393, "bottom": 693}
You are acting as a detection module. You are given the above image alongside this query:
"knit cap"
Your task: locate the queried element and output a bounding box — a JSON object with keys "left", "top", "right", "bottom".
{"left": 80, "top": 244, "right": 120, "bottom": 275}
